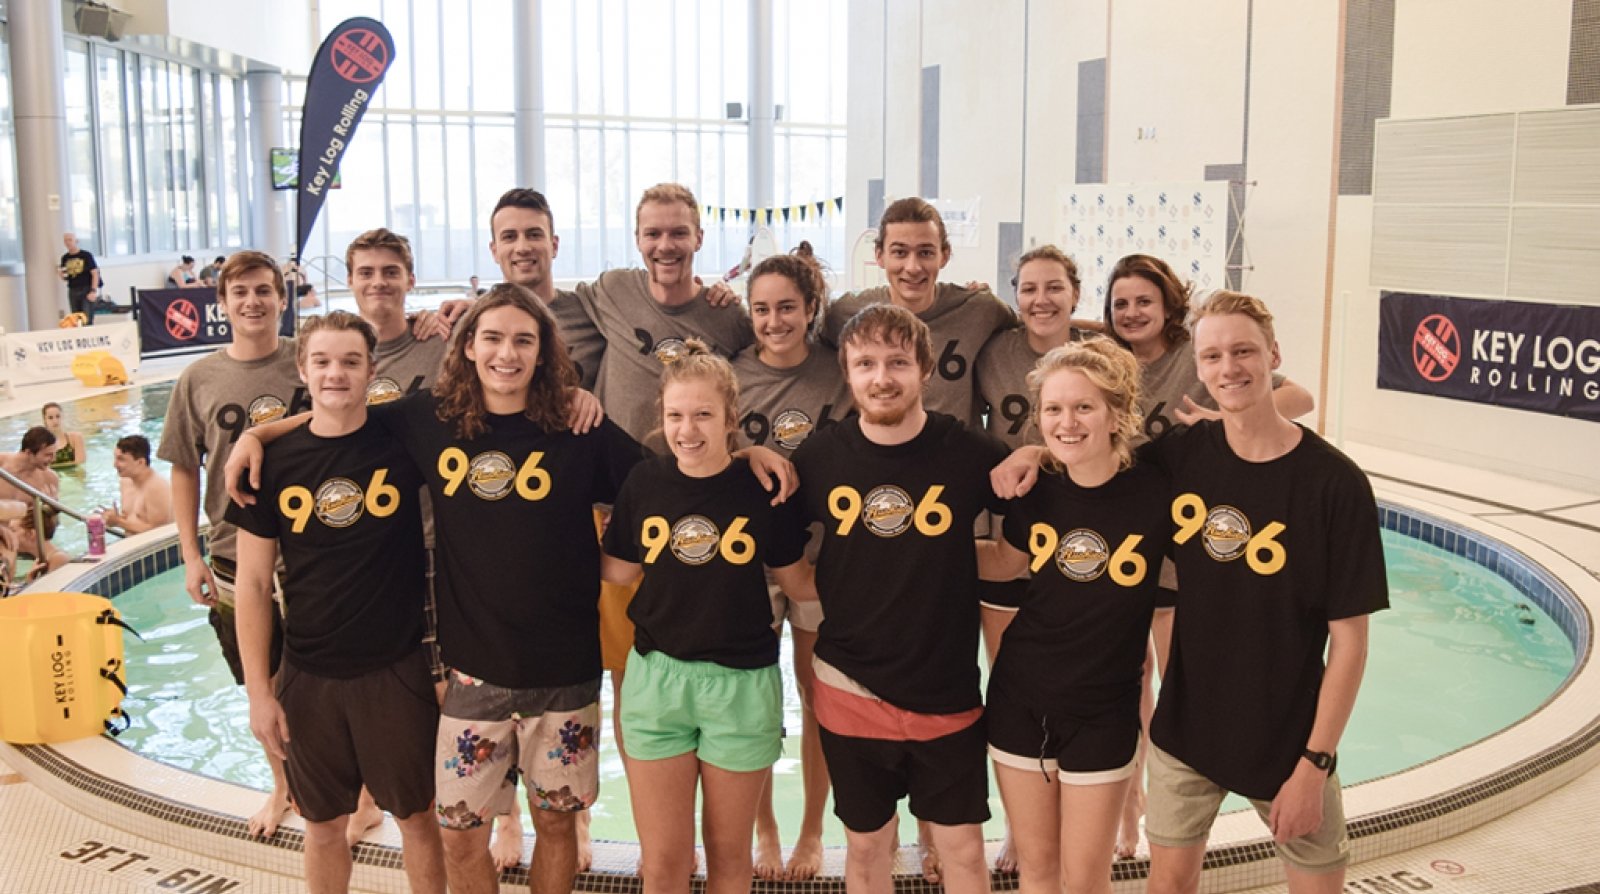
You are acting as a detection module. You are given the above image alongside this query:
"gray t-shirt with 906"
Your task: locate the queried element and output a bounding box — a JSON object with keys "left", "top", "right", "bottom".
{"left": 571, "top": 269, "right": 755, "bottom": 442}
{"left": 821, "top": 282, "right": 1017, "bottom": 429}
{"left": 157, "top": 338, "right": 310, "bottom": 564}
{"left": 731, "top": 345, "right": 854, "bottom": 458}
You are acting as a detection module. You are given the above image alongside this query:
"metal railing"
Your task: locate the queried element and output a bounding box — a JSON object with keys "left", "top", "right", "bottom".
{"left": 0, "top": 467, "right": 128, "bottom": 540}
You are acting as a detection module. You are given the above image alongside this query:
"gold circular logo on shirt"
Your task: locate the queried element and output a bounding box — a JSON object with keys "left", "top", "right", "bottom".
{"left": 366, "top": 377, "right": 404, "bottom": 405}
{"left": 1055, "top": 528, "right": 1110, "bottom": 581}
{"left": 467, "top": 451, "right": 517, "bottom": 500}
{"left": 772, "top": 409, "right": 815, "bottom": 451}
{"left": 1202, "top": 505, "right": 1251, "bottom": 562}
{"left": 653, "top": 337, "right": 690, "bottom": 364}
{"left": 862, "top": 485, "right": 915, "bottom": 537}
{"left": 315, "top": 477, "right": 365, "bottom": 528}
{"left": 247, "top": 395, "right": 288, "bottom": 426}
{"left": 670, "top": 515, "right": 721, "bottom": 565}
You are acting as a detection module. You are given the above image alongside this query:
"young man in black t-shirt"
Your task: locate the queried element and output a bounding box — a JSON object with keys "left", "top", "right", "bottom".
{"left": 791, "top": 304, "right": 1007, "bottom": 894}
{"left": 228, "top": 312, "right": 445, "bottom": 894}
{"left": 1142, "top": 293, "right": 1387, "bottom": 894}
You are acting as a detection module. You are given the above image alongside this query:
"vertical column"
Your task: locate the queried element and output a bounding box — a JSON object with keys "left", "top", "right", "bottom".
{"left": 246, "top": 71, "right": 290, "bottom": 261}
{"left": 515, "top": 0, "right": 547, "bottom": 191}
{"left": 9, "top": 0, "right": 72, "bottom": 330}
{"left": 749, "top": 0, "right": 775, "bottom": 222}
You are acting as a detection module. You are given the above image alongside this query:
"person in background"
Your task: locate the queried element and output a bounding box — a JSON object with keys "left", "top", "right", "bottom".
{"left": 285, "top": 258, "right": 322, "bottom": 309}
{"left": 200, "top": 255, "right": 228, "bottom": 287}
{"left": 103, "top": 434, "right": 173, "bottom": 534}
{"left": 0, "top": 428, "right": 62, "bottom": 504}
{"left": 60, "top": 232, "right": 101, "bottom": 325}
{"left": 168, "top": 255, "right": 201, "bottom": 288}
{"left": 41, "top": 402, "right": 88, "bottom": 470}
{"left": 467, "top": 274, "right": 486, "bottom": 297}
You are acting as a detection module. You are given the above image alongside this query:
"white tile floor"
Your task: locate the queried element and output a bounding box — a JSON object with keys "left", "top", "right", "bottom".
{"left": 3, "top": 369, "right": 1599, "bottom": 892}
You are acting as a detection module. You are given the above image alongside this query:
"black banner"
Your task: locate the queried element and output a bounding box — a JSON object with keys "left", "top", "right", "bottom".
{"left": 296, "top": 17, "right": 395, "bottom": 259}
{"left": 1377, "top": 291, "right": 1600, "bottom": 423}
{"left": 136, "top": 288, "right": 294, "bottom": 359}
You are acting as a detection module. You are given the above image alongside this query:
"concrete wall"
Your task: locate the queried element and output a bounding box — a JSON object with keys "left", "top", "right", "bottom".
{"left": 846, "top": 0, "right": 1600, "bottom": 491}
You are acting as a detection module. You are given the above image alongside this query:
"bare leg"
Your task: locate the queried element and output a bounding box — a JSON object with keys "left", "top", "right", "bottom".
{"left": 1283, "top": 862, "right": 1346, "bottom": 894}
{"left": 491, "top": 807, "right": 526, "bottom": 870}
{"left": 701, "top": 762, "right": 771, "bottom": 894}
{"left": 249, "top": 755, "right": 293, "bottom": 838}
{"left": 393, "top": 805, "right": 447, "bottom": 894}
{"left": 529, "top": 807, "right": 579, "bottom": 894}
{"left": 980, "top": 605, "right": 1018, "bottom": 873}
{"left": 1146, "top": 842, "right": 1205, "bottom": 894}
{"left": 785, "top": 627, "right": 827, "bottom": 880}
{"left": 1118, "top": 639, "right": 1157, "bottom": 860}
{"left": 753, "top": 769, "right": 784, "bottom": 879}
{"left": 1059, "top": 777, "right": 1131, "bottom": 894}
{"left": 915, "top": 819, "right": 941, "bottom": 883}
{"left": 441, "top": 824, "right": 498, "bottom": 894}
{"left": 925, "top": 822, "right": 991, "bottom": 894}
{"left": 303, "top": 814, "right": 353, "bottom": 894}
{"left": 843, "top": 817, "right": 898, "bottom": 894}
{"left": 994, "top": 764, "right": 1060, "bottom": 894}
{"left": 626, "top": 751, "right": 699, "bottom": 894}
{"left": 346, "top": 786, "right": 385, "bottom": 847}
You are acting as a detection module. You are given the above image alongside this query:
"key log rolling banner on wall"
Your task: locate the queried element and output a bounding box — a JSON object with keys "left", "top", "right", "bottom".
{"left": 296, "top": 17, "right": 396, "bottom": 260}
{"left": 1377, "top": 292, "right": 1600, "bottom": 423}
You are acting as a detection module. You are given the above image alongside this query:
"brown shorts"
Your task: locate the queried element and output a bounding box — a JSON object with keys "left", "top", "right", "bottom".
{"left": 277, "top": 649, "right": 440, "bottom": 823}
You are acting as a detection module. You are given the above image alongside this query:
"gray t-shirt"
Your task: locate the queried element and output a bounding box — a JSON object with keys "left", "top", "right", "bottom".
{"left": 368, "top": 330, "right": 448, "bottom": 405}
{"left": 731, "top": 345, "right": 854, "bottom": 457}
{"left": 821, "top": 283, "right": 1017, "bottom": 428}
{"left": 157, "top": 339, "right": 309, "bottom": 563}
{"left": 549, "top": 288, "right": 604, "bottom": 391}
{"left": 974, "top": 327, "right": 1087, "bottom": 452}
{"left": 573, "top": 269, "right": 755, "bottom": 441}
{"left": 1135, "top": 341, "right": 1285, "bottom": 446}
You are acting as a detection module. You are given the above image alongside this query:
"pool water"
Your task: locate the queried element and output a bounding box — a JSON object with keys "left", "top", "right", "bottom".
{"left": 105, "top": 530, "right": 1575, "bottom": 844}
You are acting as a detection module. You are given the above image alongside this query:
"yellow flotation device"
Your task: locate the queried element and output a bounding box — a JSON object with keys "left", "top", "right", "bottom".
{"left": 0, "top": 592, "right": 135, "bottom": 744}
{"left": 71, "top": 350, "right": 129, "bottom": 387}
{"left": 59, "top": 312, "right": 89, "bottom": 328}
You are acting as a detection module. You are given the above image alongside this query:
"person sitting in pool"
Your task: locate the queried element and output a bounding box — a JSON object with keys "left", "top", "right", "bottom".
{"left": 0, "top": 427, "right": 62, "bottom": 504}
{"left": 102, "top": 434, "right": 172, "bottom": 534}
{"left": 41, "top": 403, "right": 88, "bottom": 469}
{"left": 997, "top": 291, "right": 1387, "bottom": 894}
{"left": 228, "top": 311, "right": 446, "bottom": 894}
{"left": 13, "top": 501, "right": 70, "bottom": 577}
{"left": 167, "top": 255, "right": 201, "bottom": 288}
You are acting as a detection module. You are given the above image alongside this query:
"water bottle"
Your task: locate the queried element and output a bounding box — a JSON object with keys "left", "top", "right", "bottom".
{"left": 87, "top": 512, "right": 106, "bottom": 558}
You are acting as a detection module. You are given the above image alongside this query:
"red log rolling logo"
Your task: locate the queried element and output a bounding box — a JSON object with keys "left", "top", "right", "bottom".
{"left": 165, "top": 299, "right": 199, "bottom": 341}
{"left": 331, "top": 27, "right": 388, "bottom": 84}
{"left": 1411, "top": 313, "right": 1460, "bottom": 382}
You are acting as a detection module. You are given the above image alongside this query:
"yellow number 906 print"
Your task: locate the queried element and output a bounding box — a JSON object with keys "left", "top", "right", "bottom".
{"left": 827, "top": 485, "right": 952, "bottom": 538}
{"left": 279, "top": 469, "right": 401, "bottom": 533}
{"left": 641, "top": 515, "right": 755, "bottom": 565}
{"left": 1171, "top": 493, "right": 1286, "bottom": 575}
{"left": 437, "top": 447, "right": 552, "bottom": 501}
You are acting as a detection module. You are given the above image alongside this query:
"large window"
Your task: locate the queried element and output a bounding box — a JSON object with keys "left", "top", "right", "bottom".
{"left": 299, "top": 0, "right": 847, "bottom": 283}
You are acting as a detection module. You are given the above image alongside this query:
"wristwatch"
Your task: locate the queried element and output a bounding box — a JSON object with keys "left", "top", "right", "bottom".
{"left": 1302, "top": 749, "right": 1337, "bottom": 774}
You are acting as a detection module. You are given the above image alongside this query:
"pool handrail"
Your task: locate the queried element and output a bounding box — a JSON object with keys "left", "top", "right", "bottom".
{"left": 0, "top": 467, "right": 128, "bottom": 539}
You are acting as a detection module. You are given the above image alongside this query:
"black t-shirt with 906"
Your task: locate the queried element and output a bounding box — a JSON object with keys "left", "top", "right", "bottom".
{"left": 604, "top": 456, "right": 808, "bottom": 669}
{"left": 225, "top": 418, "right": 427, "bottom": 679}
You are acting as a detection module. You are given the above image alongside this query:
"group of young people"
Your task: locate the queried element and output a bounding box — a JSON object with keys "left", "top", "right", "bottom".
{"left": 158, "top": 182, "right": 1385, "bottom": 894}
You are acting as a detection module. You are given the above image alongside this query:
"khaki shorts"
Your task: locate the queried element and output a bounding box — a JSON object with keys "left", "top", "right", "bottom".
{"left": 1145, "top": 744, "right": 1349, "bottom": 872}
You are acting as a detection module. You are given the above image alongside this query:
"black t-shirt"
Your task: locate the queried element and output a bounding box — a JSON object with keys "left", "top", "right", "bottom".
{"left": 791, "top": 412, "right": 1008, "bottom": 714}
{"left": 991, "top": 462, "right": 1170, "bottom": 718}
{"left": 604, "top": 456, "right": 807, "bottom": 669}
{"left": 225, "top": 419, "right": 426, "bottom": 678}
{"left": 376, "top": 393, "right": 645, "bottom": 688}
{"left": 1145, "top": 420, "right": 1389, "bottom": 800}
{"left": 61, "top": 250, "right": 98, "bottom": 291}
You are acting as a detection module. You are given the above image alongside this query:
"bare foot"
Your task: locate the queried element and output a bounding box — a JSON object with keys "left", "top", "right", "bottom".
{"left": 994, "top": 829, "right": 1018, "bottom": 874}
{"left": 916, "top": 822, "right": 942, "bottom": 884}
{"left": 1116, "top": 780, "right": 1145, "bottom": 859}
{"left": 785, "top": 834, "right": 824, "bottom": 880}
{"left": 491, "top": 810, "right": 525, "bottom": 871}
{"left": 248, "top": 786, "right": 292, "bottom": 839}
{"left": 576, "top": 809, "right": 593, "bottom": 872}
{"left": 345, "top": 789, "right": 385, "bottom": 847}
{"left": 754, "top": 825, "right": 783, "bottom": 880}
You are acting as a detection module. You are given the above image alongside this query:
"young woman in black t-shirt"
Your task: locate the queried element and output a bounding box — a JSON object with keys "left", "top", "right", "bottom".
{"left": 977, "top": 338, "right": 1169, "bottom": 894}
{"left": 601, "top": 342, "right": 816, "bottom": 894}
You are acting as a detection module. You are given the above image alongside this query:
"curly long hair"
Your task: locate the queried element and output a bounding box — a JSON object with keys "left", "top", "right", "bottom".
{"left": 432, "top": 284, "right": 578, "bottom": 440}
{"left": 1027, "top": 338, "right": 1144, "bottom": 472}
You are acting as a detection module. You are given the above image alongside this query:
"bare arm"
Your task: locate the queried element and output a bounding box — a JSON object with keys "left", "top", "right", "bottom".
{"left": 976, "top": 538, "right": 1029, "bottom": 581}
{"left": 224, "top": 413, "right": 312, "bottom": 506}
{"left": 990, "top": 444, "right": 1047, "bottom": 500}
{"left": 170, "top": 464, "right": 216, "bottom": 605}
{"left": 770, "top": 560, "right": 818, "bottom": 603}
{"left": 236, "top": 530, "right": 289, "bottom": 761}
{"left": 732, "top": 444, "right": 798, "bottom": 505}
{"left": 600, "top": 553, "right": 642, "bottom": 586}
{"left": 1272, "top": 376, "right": 1316, "bottom": 421}
{"left": 1269, "top": 615, "right": 1369, "bottom": 842}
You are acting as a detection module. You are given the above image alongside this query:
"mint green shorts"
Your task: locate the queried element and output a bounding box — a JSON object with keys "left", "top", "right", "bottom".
{"left": 620, "top": 649, "right": 782, "bottom": 772}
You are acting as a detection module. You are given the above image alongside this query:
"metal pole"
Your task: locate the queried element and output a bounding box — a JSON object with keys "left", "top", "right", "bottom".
{"left": 9, "top": 0, "right": 73, "bottom": 331}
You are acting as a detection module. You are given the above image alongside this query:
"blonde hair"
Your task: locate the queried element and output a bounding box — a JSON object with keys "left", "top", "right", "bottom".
{"left": 1189, "top": 290, "right": 1277, "bottom": 344}
{"left": 659, "top": 339, "right": 740, "bottom": 452}
{"left": 1027, "top": 337, "right": 1144, "bottom": 471}
{"left": 636, "top": 183, "right": 702, "bottom": 232}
